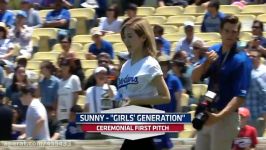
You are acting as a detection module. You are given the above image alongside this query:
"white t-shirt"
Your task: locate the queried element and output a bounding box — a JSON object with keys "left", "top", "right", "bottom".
{"left": 57, "top": 75, "right": 81, "bottom": 121}
{"left": 26, "top": 98, "right": 50, "bottom": 140}
{"left": 98, "top": 17, "right": 122, "bottom": 33}
{"left": 117, "top": 56, "right": 163, "bottom": 100}
{"left": 85, "top": 84, "right": 117, "bottom": 113}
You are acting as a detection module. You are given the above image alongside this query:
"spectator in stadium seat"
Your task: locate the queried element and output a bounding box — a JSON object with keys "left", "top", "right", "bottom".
{"left": 125, "top": 3, "right": 137, "bottom": 19}
{"left": 20, "top": 0, "right": 42, "bottom": 28}
{"left": 201, "top": 0, "right": 225, "bottom": 32}
{"left": 245, "top": 50, "right": 266, "bottom": 137}
{"left": 0, "top": 90, "right": 13, "bottom": 140}
{"left": 9, "top": 11, "right": 33, "bottom": 59}
{"left": 0, "top": 23, "right": 15, "bottom": 67}
{"left": 190, "top": 40, "right": 208, "bottom": 67}
{"left": 12, "top": 85, "right": 50, "bottom": 140}
{"left": 153, "top": 25, "right": 171, "bottom": 56}
{"left": 57, "top": 58, "right": 81, "bottom": 122}
{"left": 158, "top": 0, "right": 188, "bottom": 7}
{"left": 65, "top": 105, "right": 85, "bottom": 139}
{"left": 57, "top": 35, "right": 76, "bottom": 65}
{"left": 98, "top": 4, "right": 122, "bottom": 34}
{"left": 84, "top": 66, "right": 117, "bottom": 113}
{"left": 232, "top": 107, "right": 258, "bottom": 150}
{"left": 5, "top": 66, "right": 30, "bottom": 121}
{"left": 175, "top": 21, "right": 202, "bottom": 57}
{"left": 0, "top": 0, "right": 15, "bottom": 28}
{"left": 38, "top": 61, "right": 60, "bottom": 108}
{"left": 86, "top": 30, "right": 114, "bottom": 60}
{"left": 43, "top": 0, "right": 71, "bottom": 30}
{"left": 46, "top": 106, "right": 61, "bottom": 140}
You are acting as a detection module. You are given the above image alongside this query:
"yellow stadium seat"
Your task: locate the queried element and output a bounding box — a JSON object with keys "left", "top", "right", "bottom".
{"left": 264, "top": 32, "right": 266, "bottom": 37}
{"left": 143, "top": 16, "right": 167, "bottom": 25}
{"left": 179, "top": 25, "right": 201, "bottom": 33}
{"left": 257, "top": 14, "right": 266, "bottom": 23}
{"left": 240, "top": 32, "right": 253, "bottom": 41}
{"left": 236, "top": 15, "right": 256, "bottom": 32}
{"left": 179, "top": 130, "right": 195, "bottom": 138}
{"left": 195, "top": 32, "right": 221, "bottom": 42}
{"left": 184, "top": 5, "right": 205, "bottom": 16}
{"left": 85, "top": 69, "right": 95, "bottom": 78}
{"left": 32, "top": 28, "right": 58, "bottom": 52}
{"left": 26, "top": 60, "right": 42, "bottom": 70}
{"left": 163, "top": 33, "right": 186, "bottom": 42}
{"left": 70, "top": 8, "right": 95, "bottom": 34}
{"left": 113, "top": 43, "right": 127, "bottom": 53}
{"left": 39, "top": 9, "right": 52, "bottom": 18}
{"left": 136, "top": 7, "right": 155, "bottom": 16}
{"left": 102, "top": 34, "right": 122, "bottom": 43}
{"left": 220, "top": 5, "right": 241, "bottom": 14}
{"left": 192, "top": 84, "right": 208, "bottom": 100}
{"left": 75, "top": 52, "right": 86, "bottom": 60}
{"left": 81, "top": 60, "right": 98, "bottom": 69}
{"left": 154, "top": 6, "right": 183, "bottom": 16}
{"left": 180, "top": 93, "right": 189, "bottom": 107}
{"left": 171, "top": 42, "right": 178, "bottom": 51}
{"left": 69, "top": 18, "right": 78, "bottom": 36}
{"left": 52, "top": 43, "right": 83, "bottom": 52}
{"left": 72, "top": 35, "right": 93, "bottom": 44}
{"left": 83, "top": 43, "right": 92, "bottom": 52}
{"left": 161, "top": 25, "right": 179, "bottom": 34}
{"left": 77, "top": 95, "right": 86, "bottom": 108}
{"left": 32, "top": 36, "right": 39, "bottom": 48}
{"left": 195, "top": 15, "right": 204, "bottom": 25}
{"left": 165, "top": 16, "right": 196, "bottom": 25}
{"left": 33, "top": 52, "right": 60, "bottom": 61}
{"left": 241, "top": 5, "right": 266, "bottom": 15}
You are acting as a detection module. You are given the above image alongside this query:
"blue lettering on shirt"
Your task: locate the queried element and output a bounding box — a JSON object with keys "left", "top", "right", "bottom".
{"left": 117, "top": 75, "right": 138, "bottom": 89}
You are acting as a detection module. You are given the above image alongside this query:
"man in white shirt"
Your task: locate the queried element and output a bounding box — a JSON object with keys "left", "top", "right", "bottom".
{"left": 12, "top": 86, "right": 50, "bottom": 140}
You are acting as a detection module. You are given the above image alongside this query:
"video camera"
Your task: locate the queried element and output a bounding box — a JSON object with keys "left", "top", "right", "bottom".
{"left": 192, "top": 91, "right": 216, "bottom": 130}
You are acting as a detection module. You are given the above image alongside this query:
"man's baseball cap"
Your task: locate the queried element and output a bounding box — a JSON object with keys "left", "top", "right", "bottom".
{"left": 16, "top": 11, "right": 27, "bottom": 18}
{"left": 184, "top": 21, "right": 194, "bottom": 28}
{"left": 94, "top": 66, "right": 107, "bottom": 74}
{"left": 238, "top": 107, "right": 250, "bottom": 118}
{"left": 91, "top": 29, "right": 102, "bottom": 36}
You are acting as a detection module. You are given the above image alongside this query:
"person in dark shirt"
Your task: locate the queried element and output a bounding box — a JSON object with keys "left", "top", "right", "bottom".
{"left": 0, "top": 90, "right": 13, "bottom": 140}
{"left": 65, "top": 105, "right": 85, "bottom": 139}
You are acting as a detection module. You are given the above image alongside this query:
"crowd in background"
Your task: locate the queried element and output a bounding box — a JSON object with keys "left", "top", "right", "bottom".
{"left": 0, "top": 1, "right": 265, "bottom": 149}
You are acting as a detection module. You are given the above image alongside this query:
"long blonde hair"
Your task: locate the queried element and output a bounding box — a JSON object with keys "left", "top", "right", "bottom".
{"left": 121, "top": 17, "right": 157, "bottom": 57}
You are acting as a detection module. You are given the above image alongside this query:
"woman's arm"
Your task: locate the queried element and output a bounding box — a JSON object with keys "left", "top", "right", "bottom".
{"left": 0, "top": 48, "right": 14, "bottom": 59}
{"left": 128, "top": 75, "right": 170, "bottom": 105}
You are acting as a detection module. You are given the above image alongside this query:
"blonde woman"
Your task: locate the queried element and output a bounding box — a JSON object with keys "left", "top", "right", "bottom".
{"left": 118, "top": 17, "right": 170, "bottom": 150}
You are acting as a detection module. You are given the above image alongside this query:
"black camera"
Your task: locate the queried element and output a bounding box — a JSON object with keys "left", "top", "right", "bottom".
{"left": 192, "top": 91, "right": 216, "bottom": 130}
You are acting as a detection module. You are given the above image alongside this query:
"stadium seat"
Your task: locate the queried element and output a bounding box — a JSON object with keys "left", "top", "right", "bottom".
{"left": 77, "top": 95, "right": 86, "bottom": 108}
{"left": 179, "top": 130, "right": 195, "bottom": 138}
{"left": 81, "top": 60, "right": 98, "bottom": 69}
{"left": 83, "top": 43, "right": 92, "bottom": 52}
{"left": 32, "top": 28, "right": 58, "bottom": 52}
{"left": 33, "top": 52, "right": 60, "bottom": 61}
{"left": 72, "top": 35, "right": 93, "bottom": 44}
{"left": 161, "top": 25, "right": 179, "bottom": 34}
{"left": 143, "top": 16, "right": 167, "bottom": 25}
{"left": 163, "top": 33, "right": 186, "bottom": 42}
{"left": 70, "top": 8, "right": 95, "bottom": 34}
{"left": 257, "top": 14, "right": 266, "bottom": 23}
{"left": 180, "top": 93, "right": 189, "bottom": 107}
{"left": 136, "top": 7, "right": 155, "bottom": 16}
{"left": 75, "top": 52, "right": 86, "bottom": 60}
{"left": 113, "top": 43, "right": 127, "bottom": 53}
{"left": 69, "top": 18, "right": 78, "bottom": 36}
{"left": 39, "top": 9, "right": 52, "bottom": 19}
{"left": 26, "top": 60, "right": 42, "bottom": 70}
{"left": 239, "top": 32, "right": 253, "bottom": 41}
{"left": 195, "top": 15, "right": 204, "bottom": 25}
{"left": 52, "top": 43, "right": 83, "bottom": 52}
{"left": 183, "top": 5, "right": 205, "bottom": 16}
{"left": 32, "top": 36, "right": 40, "bottom": 53}
{"left": 179, "top": 25, "right": 201, "bottom": 33}
{"left": 102, "top": 34, "right": 122, "bottom": 43}
{"left": 195, "top": 33, "right": 221, "bottom": 42}
{"left": 192, "top": 84, "right": 208, "bottom": 100}
{"left": 85, "top": 69, "right": 95, "bottom": 78}
{"left": 165, "top": 16, "right": 196, "bottom": 26}
{"left": 220, "top": 5, "right": 241, "bottom": 14}
{"left": 240, "top": 5, "right": 266, "bottom": 15}
{"left": 154, "top": 6, "right": 183, "bottom": 16}
{"left": 264, "top": 32, "right": 266, "bottom": 37}
{"left": 235, "top": 15, "right": 256, "bottom": 32}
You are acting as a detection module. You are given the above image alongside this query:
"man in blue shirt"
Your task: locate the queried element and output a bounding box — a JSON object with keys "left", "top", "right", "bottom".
{"left": 192, "top": 15, "right": 252, "bottom": 150}
{"left": 86, "top": 30, "right": 114, "bottom": 60}
{"left": 0, "top": 0, "right": 15, "bottom": 28}
{"left": 249, "top": 20, "right": 266, "bottom": 57}
{"left": 153, "top": 25, "right": 171, "bottom": 56}
{"left": 201, "top": 1, "right": 225, "bottom": 33}
{"left": 43, "top": 0, "right": 70, "bottom": 30}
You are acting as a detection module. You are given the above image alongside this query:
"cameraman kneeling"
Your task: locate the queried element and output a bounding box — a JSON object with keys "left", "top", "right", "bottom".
{"left": 192, "top": 15, "right": 252, "bottom": 150}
